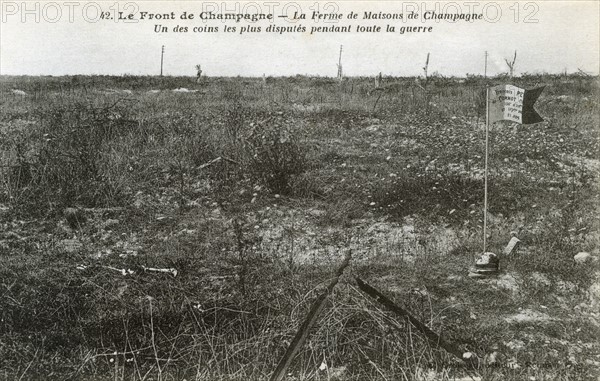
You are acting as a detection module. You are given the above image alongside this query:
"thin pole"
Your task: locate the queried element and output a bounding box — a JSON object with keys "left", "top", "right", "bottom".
{"left": 160, "top": 46, "right": 165, "bottom": 77}
{"left": 483, "top": 87, "right": 490, "bottom": 254}
{"left": 337, "top": 45, "right": 343, "bottom": 80}
{"left": 484, "top": 51, "right": 488, "bottom": 79}
{"left": 483, "top": 50, "right": 490, "bottom": 255}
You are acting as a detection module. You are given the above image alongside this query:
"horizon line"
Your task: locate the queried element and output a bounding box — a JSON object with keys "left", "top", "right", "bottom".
{"left": 1, "top": 71, "right": 598, "bottom": 79}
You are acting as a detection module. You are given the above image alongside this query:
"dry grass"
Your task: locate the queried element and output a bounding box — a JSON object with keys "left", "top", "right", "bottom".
{"left": 0, "top": 73, "right": 598, "bottom": 380}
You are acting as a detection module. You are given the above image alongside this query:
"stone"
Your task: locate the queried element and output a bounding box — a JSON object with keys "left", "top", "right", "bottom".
{"left": 504, "top": 340, "right": 525, "bottom": 351}
{"left": 328, "top": 366, "right": 347, "bottom": 380}
{"left": 530, "top": 272, "right": 551, "bottom": 287}
{"left": 309, "top": 208, "right": 326, "bottom": 217}
{"left": 11, "top": 89, "right": 28, "bottom": 96}
{"left": 504, "top": 309, "right": 551, "bottom": 324}
{"left": 574, "top": 252, "right": 594, "bottom": 263}
{"left": 484, "top": 351, "right": 498, "bottom": 365}
{"left": 102, "top": 219, "right": 120, "bottom": 229}
{"left": 60, "top": 238, "right": 83, "bottom": 253}
{"left": 496, "top": 273, "right": 519, "bottom": 293}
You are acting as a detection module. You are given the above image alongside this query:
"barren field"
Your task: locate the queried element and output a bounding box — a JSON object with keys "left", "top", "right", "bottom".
{"left": 0, "top": 74, "right": 599, "bottom": 380}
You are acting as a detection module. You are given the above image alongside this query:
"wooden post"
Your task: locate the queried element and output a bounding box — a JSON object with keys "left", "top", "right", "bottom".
{"left": 483, "top": 86, "right": 490, "bottom": 255}
{"left": 482, "top": 50, "right": 490, "bottom": 257}
{"left": 337, "top": 45, "right": 343, "bottom": 81}
{"left": 375, "top": 72, "right": 382, "bottom": 88}
{"left": 355, "top": 277, "right": 472, "bottom": 363}
{"left": 484, "top": 51, "right": 488, "bottom": 79}
{"left": 270, "top": 252, "right": 352, "bottom": 381}
{"left": 160, "top": 45, "right": 165, "bottom": 77}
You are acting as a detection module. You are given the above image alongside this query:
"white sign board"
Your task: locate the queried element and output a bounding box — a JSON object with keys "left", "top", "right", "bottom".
{"left": 489, "top": 85, "right": 525, "bottom": 124}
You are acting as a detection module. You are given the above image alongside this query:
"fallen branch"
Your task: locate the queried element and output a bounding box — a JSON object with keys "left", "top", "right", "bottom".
{"left": 198, "top": 156, "right": 239, "bottom": 170}
{"left": 142, "top": 266, "right": 178, "bottom": 277}
{"left": 198, "top": 157, "right": 223, "bottom": 169}
{"left": 577, "top": 68, "right": 591, "bottom": 77}
{"left": 81, "top": 207, "right": 125, "bottom": 213}
{"left": 103, "top": 266, "right": 134, "bottom": 276}
{"left": 221, "top": 156, "right": 239, "bottom": 165}
{"left": 270, "top": 251, "right": 352, "bottom": 381}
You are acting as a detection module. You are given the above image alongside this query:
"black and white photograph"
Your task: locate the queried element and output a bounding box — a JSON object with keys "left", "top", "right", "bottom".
{"left": 1, "top": 1, "right": 599, "bottom": 379}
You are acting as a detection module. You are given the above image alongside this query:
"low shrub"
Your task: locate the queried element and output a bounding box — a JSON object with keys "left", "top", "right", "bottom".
{"left": 1, "top": 99, "right": 137, "bottom": 213}
{"left": 245, "top": 117, "right": 307, "bottom": 195}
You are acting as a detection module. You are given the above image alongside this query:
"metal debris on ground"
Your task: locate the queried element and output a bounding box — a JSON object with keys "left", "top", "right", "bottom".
{"left": 468, "top": 252, "right": 499, "bottom": 278}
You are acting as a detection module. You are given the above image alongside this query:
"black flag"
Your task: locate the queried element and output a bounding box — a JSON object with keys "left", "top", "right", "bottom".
{"left": 522, "top": 86, "right": 545, "bottom": 124}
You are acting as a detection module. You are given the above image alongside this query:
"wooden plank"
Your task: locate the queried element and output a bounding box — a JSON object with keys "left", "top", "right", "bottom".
{"left": 355, "top": 277, "right": 471, "bottom": 363}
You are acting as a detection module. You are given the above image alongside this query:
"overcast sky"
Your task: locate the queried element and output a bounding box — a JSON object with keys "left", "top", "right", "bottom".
{"left": 1, "top": 1, "right": 598, "bottom": 77}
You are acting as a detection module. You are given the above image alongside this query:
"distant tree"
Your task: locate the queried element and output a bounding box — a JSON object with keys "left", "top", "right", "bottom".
{"left": 195, "top": 64, "right": 203, "bottom": 83}
{"left": 505, "top": 51, "right": 517, "bottom": 79}
{"left": 423, "top": 52, "right": 430, "bottom": 80}
{"left": 415, "top": 53, "right": 431, "bottom": 90}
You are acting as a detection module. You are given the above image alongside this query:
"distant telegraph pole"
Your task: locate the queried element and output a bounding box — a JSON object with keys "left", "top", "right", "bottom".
{"left": 337, "top": 45, "right": 343, "bottom": 81}
{"left": 484, "top": 51, "right": 488, "bottom": 79}
{"left": 160, "top": 45, "right": 165, "bottom": 77}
